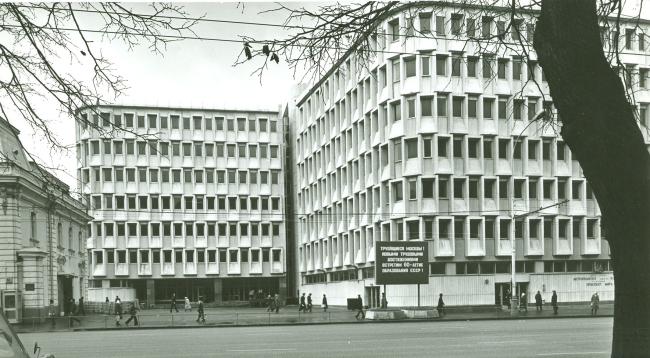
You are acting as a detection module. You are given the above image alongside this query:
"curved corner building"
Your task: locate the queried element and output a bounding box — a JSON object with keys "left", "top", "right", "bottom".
{"left": 286, "top": 6, "right": 646, "bottom": 307}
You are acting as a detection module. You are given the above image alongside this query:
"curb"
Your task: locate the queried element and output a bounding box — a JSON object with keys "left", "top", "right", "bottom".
{"left": 48, "top": 313, "right": 614, "bottom": 333}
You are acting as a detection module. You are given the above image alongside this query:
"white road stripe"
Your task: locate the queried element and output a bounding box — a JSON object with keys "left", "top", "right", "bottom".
{"left": 479, "top": 340, "right": 530, "bottom": 344}
{"left": 539, "top": 352, "right": 609, "bottom": 356}
{"left": 227, "top": 348, "right": 297, "bottom": 352}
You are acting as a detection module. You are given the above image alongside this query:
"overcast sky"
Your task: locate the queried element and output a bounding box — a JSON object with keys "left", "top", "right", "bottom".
{"left": 12, "top": 2, "right": 315, "bottom": 191}
{"left": 9, "top": 0, "right": 649, "bottom": 192}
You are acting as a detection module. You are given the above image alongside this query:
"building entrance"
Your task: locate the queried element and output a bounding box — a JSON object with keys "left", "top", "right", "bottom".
{"left": 57, "top": 275, "right": 73, "bottom": 314}
{"left": 495, "top": 283, "right": 511, "bottom": 306}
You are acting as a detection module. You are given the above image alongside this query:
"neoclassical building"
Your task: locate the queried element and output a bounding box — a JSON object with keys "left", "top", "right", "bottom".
{"left": 75, "top": 105, "right": 287, "bottom": 304}
{"left": 0, "top": 117, "right": 90, "bottom": 322}
{"left": 286, "top": 6, "right": 641, "bottom": 307}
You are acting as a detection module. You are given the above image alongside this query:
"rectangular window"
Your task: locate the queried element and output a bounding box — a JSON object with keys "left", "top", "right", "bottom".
{"left": 454, "top": 178, "right": 465, "bottom": 198}
{"left": 484, "top": 138, "right": 493, "bottom": 159}
{"left": 452, "top": 97, "right": 463, "bottom": 117}
{"left": 421, "top": 97, "right": 433, "bottom": 116}
{"left": 405, "top": 138, "right": 418, "bottom": 159}
{"left": 498, "top": 60, "right": 507, "bottom": 79}
{"left": 422, "top": 178, "right": 435, "bottom": 199}
{"left": 513, "top": 58, "right": 522, "bottom": 80}
{"left": 451, "top": 54, "right": 461, "bottom": 77}
{"left": 421, "top": 56, "right": 430, "bottom": 76}
{"left": 438, "top": 137, "right": 448, "bottom": 157}
{"left": 483, "top": 98, "right": 494, "bottom": 119}
{"left": 436, "top": 16, "right": 445, "bottom": 36}
{"left": 465, "top": 57, "right": 477, "bottom": 79}
{"left": 436, "top": 56, "right": 447, "bottom": 76}
{"left": 482, "top": 57, "right": 493, "bottom": 79}
{"left": 420, "top": 13, "right": 431, "bottom": 33}
{"left": 468, "top": 97, "right": 477, "bottom": 118}
{"left": 405, "top": 58, "right": 416, "bottom": 77}
{"left": 437, "top": 96, "right": 447, "bottom": 117}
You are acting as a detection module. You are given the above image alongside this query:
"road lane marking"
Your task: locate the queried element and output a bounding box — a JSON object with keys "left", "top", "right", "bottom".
{"left": 227, "top": 349, "right": 297, "bottom": 352}
{"left": 479, "top": 340, "right": 530, "bottom": 344}
{"left": 539, "top": 352, "right": 609, "bottom": 356}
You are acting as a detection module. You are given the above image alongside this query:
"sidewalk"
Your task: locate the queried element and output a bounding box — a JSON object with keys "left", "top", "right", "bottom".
{"left": 13, "top": 303, "right": 613, "bottom": 333}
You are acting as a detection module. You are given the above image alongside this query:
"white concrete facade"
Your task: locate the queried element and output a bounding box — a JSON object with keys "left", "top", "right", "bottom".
{"left": 288, "top": 6, "right": 649, "bottom": 307}
{"left": 75, "top": 105, "right": 288, "bottom": 304}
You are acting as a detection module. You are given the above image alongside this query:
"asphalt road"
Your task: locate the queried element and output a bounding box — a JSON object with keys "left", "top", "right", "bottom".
{"left": 20, "top": 317, "right": 613, "bottom": 358}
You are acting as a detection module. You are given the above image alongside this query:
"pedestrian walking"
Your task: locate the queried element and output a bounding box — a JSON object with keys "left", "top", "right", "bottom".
{"left": 535, "top": 291, "right": 543, "bottom": 312}
{"left": 105, "top": 297, "right": 110, "bottom": 314}
{"left": 196, "top": 298, "right": 205, "bottom": 323}
{"left": 381, "top": 292, "right": 388, "bottom": 309}
{"left": 266, "top": 295, "right": 275, "bottom": 312}
{"left": 591, "top": 292, "right": 600, "bottom": 315}
{"left": 505, "top": 290, "right": 512, "bottom": 309}
{"left": 184, "top": 297, "right": 192, "bottom": 312}
{"left": 274, "top": 294, "right": 281, "bottom": 313}
{"left": 47, "top": 299, "right": 56, "bottom": 327}
{"left": 115, "top": 296, "right": 123, "bottom": 326}
{"left": 355, "top": 295, "right": 365, "bottom": 319}
{"left": 170, "top": 293, "right": 179, "bottom": 313}
{"left": 298, "top": 293, "right": 306, "bottom": 312}
{"left": 125, "top": 303, "right": 139, "bottom": 326}
{"left": 322, "top": 294, "right": 328, "bottom": 312}
{"left": 307, "top": 293, "right": 313, "bottom": 313}
{"left": 134, "top": 296, "right": 140, "bottom": 311}
{"left": 551, "top": 290, "right": 559, "bottom": 315}
{"left": 77, "top": 296, "right": 86, "bottom": 316}
{"left": 68, "top": 298, "right": 81, "bottom": 327}
{"left": 519, "top": 292, "right": 528, "bottom": 312}
{"left": 437, "top": 293, "right": 445, "bottom": 317}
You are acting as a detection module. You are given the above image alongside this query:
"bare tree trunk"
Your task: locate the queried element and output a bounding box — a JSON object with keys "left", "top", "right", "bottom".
{"left": 535, "top": 0, "right": 650, "bottom": 356}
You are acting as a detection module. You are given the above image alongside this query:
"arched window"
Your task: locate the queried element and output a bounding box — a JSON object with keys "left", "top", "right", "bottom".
{"left": 57, "top": 222, "right": 62, "bottom": 247}
{"left": 30, "top": 212, "right": 37, "bottom": 239}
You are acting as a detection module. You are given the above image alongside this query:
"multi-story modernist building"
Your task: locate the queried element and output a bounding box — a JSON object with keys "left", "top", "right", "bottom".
{"left": 76, "top": 105, "right": 287, "bottom": 305}
{"left": 288, "top": 7, "right": 645, "bottom": 307}
{"left": 0, "top": 117, "right": 91, "bottom": 322}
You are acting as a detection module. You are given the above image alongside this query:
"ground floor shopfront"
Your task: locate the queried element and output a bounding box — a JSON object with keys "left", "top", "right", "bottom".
{"left": 89, "top": 276, "right": 286, "bottom": 305}
{"left": 300, "top": 272, "right": 614, "bottom": 308}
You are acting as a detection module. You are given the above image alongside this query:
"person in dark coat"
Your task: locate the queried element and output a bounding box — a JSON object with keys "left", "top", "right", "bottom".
{"left": 115, "top": 296, "right": 123, "bottom": 326}
{"left": 47, "top": 299, "right": 57, "bottom": 327}
{"left": 551, "top": 290, "right": 558, "bottom": 315}
{"left": 298, "top": 293, "right": 306, "bottom": 312}
{"left": 381, "top": 293, "right": 387, "bottom": 309}
{"left": 77, "top": 296, "right": 86, "bottom": 316}
{"left": 591, "top": 292, "right": 600, "bottom": 315}
{"left": 355, "top": 294, "right": 365, "bottom": 319}
{"left": 266, "top": 295, "right": 275, "bottom": 312}
{"left": 505, "top": 290, "right": 512, "bottom": 309}
{"left": 322, "top": 294, "right": 328, "bottom": 312}
{"left": 306, "top": 293, "right": 313, "bottom": 313}
{"left": 125, "top": 303, "right": 139, "bottom": 326}
{"left": 437, "top": 293, "right": 445, "bottom": 317}
{"left": 274, "top": 294, "right": 281, "bottom": 313}
{"left": 519, "top": 292, "right": 528, "bottom": 312}
{"left": 196, "top": 298, "right": 205, "bottom": 323}
{"left": 170, "top": 293, "right": 179, "bottom": 313}
{"left": 68, "top": 298, "right": 81, "bottom": 326}
{"left": 535, "top": 291, "right": 543, "bottom": 312}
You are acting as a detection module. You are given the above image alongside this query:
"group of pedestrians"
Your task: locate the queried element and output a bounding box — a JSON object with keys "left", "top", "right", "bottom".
{"left": 298, "top": 293, "right": 313, "bottom": 313}
{"left": 47, "top": 296, "right": 87, "bottom": 327}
